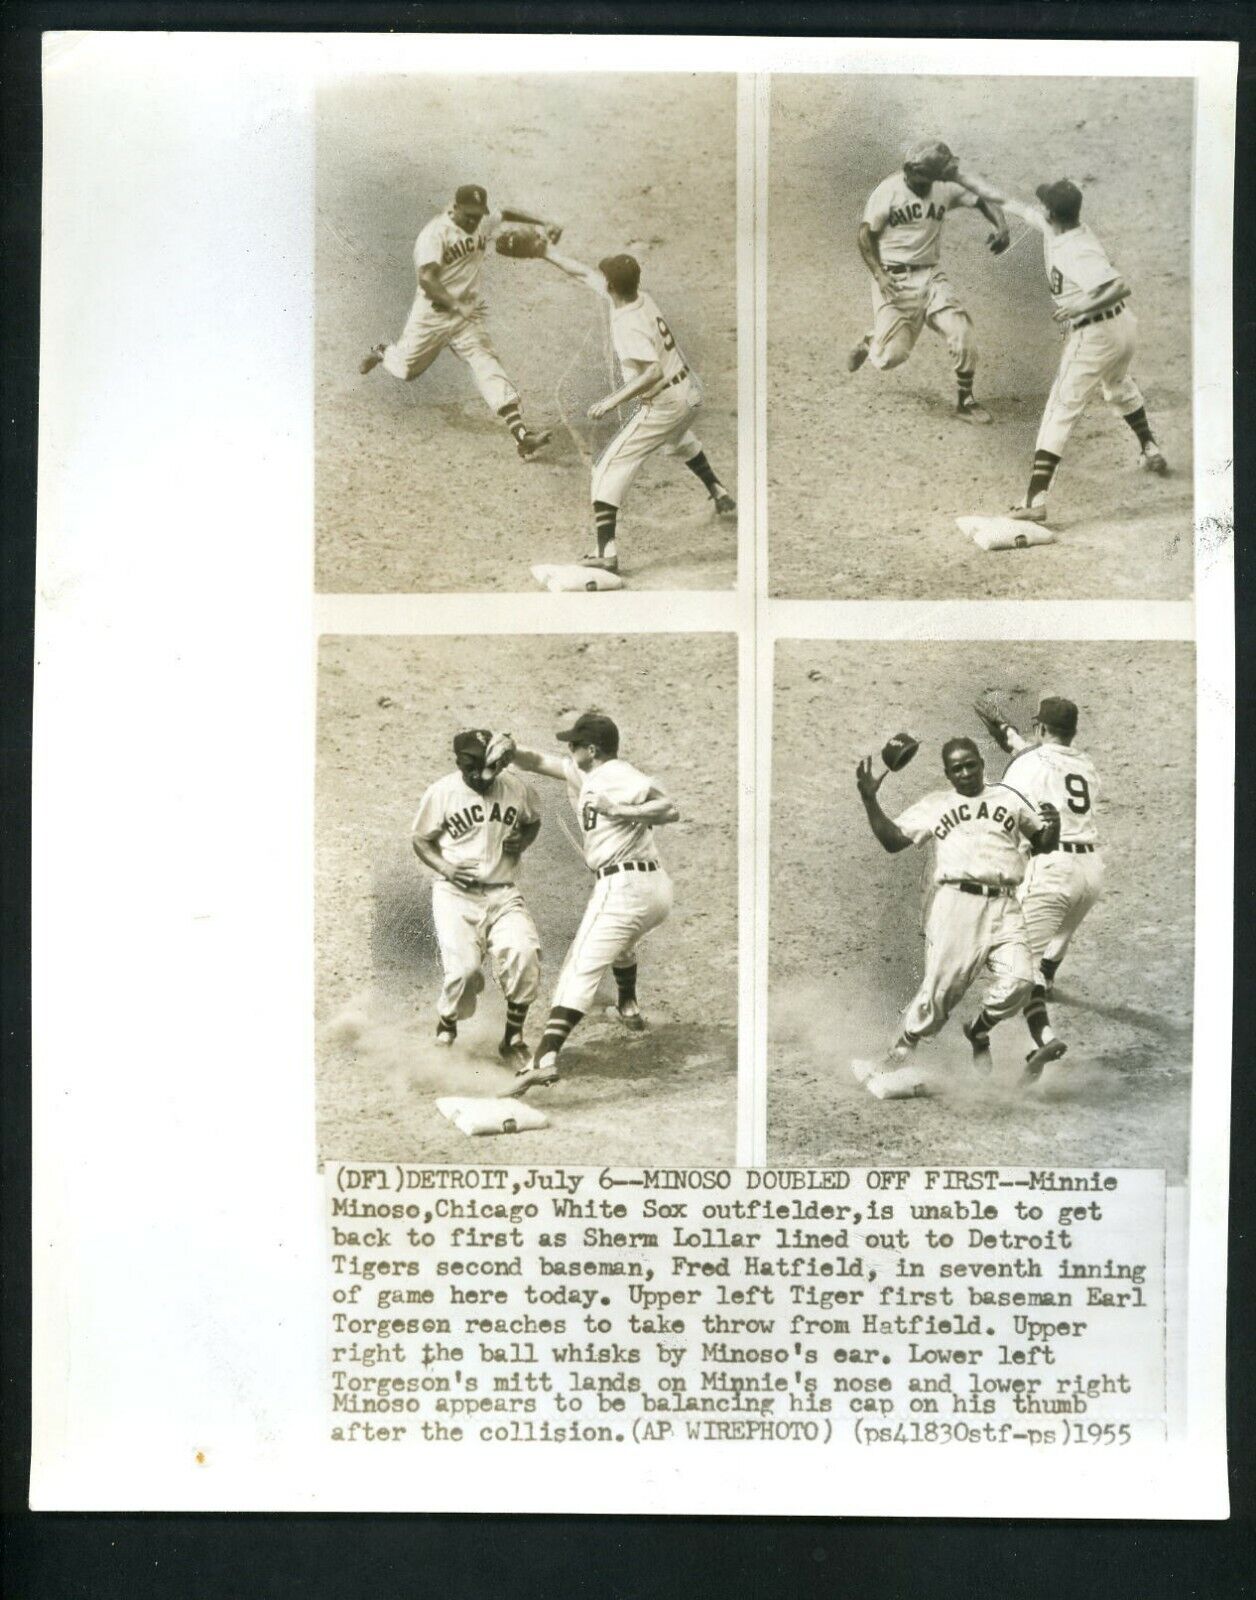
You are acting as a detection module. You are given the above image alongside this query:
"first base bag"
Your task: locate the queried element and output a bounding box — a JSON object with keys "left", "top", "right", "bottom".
{"left": 436, "top": 1095, "right": 549, "bottom": 1136}
{"left": 956, "top": 515, "right": 1057, "bottom": 552}
{"left": 532, "top": 563, "right": 625, "bottom": 593}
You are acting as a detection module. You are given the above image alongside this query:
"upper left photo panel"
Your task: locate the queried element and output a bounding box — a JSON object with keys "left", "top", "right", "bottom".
{"left": 316, "top": 74, "right": 740, "bottom": 594}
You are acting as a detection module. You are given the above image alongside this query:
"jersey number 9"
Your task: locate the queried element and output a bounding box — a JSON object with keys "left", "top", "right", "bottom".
{"left": 1064, "top": 773, "right": 1091, "bottom": 814}
{"left": 656, "top": 317, "right": 676, "bottom": 351}
{"left": 582, "top": 803, "right": 599, "bottom": 832}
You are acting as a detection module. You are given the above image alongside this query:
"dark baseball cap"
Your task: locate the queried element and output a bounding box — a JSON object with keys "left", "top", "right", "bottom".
{"left": 453, "top": 728, "right": 492, "bottom": 758}
{"left": 556, "top": 712, "right": 620, "bottom": 752}
{"left": 598, "top": 254, "right": 641, "bottom": 297}
{"left": 454, "top": 184, "right": 489, "bottom": 213}
{"left": 1035, "top": 179, "right": 1083, "bottom": 222}
{"left": 1036, "top": 697, "right": 1079, "bottom": 737}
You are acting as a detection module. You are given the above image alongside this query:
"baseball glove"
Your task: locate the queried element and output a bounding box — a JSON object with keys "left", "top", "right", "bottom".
{"left": 481, "top": 731, "right": 516, "bottom": 778}
{"left": 881, "top": 732, "right": 920, "bottom": 772}
{"left": 495, "top": 227, "right": 548, "bottom": 260}
{"left": 973, "top": 698, "right": 1017, "bottom": 752}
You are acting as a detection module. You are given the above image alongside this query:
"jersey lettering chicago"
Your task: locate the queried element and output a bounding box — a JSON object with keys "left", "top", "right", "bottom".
{"left": 895, "top": 784, "right": 1042, "bottom": 886}
{"left": 414, "top": 209, "right": 503, "bottom": 300}
{"left": 1042, "top": 225, "right": 1123, "bottom": 319}
{"left": 610, "top": 292, "right": 690, "bottom": 387}
{"left": 564, "top": 757, "right": 662, "bottom": 872}
{"left": 411, "top": 768, "right": 539, "bottom": 883}
{"left": 863, "top": 176, "right": 978, "bottom": 266}
{"left": 1003, "top": 743, "right": 1101, "bottom": 845}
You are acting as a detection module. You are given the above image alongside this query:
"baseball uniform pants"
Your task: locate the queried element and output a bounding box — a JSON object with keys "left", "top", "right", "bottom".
{"left": 431, "top": 881, "right": 541, "bottom": 1021}
{"left": 902, "top": 885, "right": 1033, "bottom": 1041}
{"left": 1035, "top": 308, "right": 1144, "bottom": 456}
{"left": 866, "top": 265, "right": 976, "bottom": 375}
{"left": 549, "top": 867, "right": 673, "bottom": 1013}
{"left": 1018, "top": 851, "right": 1105, "bottom": 979}
{"left": 590, "top": 382, "right": 705, "bottom": 508}
{"left": 382, "top": 300, "right": 519, "bottom": 414}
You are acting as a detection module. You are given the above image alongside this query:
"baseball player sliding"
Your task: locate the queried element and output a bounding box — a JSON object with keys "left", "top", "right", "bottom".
{"left": 359, "top": 184, "right": 560, "bottom": 460}
{"left": 855, "top": 737, "right": 1060, "bottom": 1095}
{"left": 975, "top": 694, "right": 1104, "bottom": 1078}
{"left": 953, "top": 174, "right": 1169, "bottom": 518}
{"left": 490, "top": 713, "right": 678, "bottom": 1094}
{"left": 849, "top": 139, "right": 1009, "bottom": 425}
{"left": 410, "top": 729, "right": 544, "bottom": 1065}
{"left": 541, "top": 248, "right": 736, "bottom": 574}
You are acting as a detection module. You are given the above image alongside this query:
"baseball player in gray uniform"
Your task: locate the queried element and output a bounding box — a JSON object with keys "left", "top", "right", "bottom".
{"left": 849, "top": 140, "right": 1009, "bottom": 425}
{"left": 360, "top": 184, "right": 560, "bottom": 460}
{"left": 975, "top": 694, "right": 1105, "bottom": 1079}
{"left": 488, "top": 713, "right": 679, "bottom": 1095}
{"left": 410, "top": 729, "right": 544, "bottom": 1064}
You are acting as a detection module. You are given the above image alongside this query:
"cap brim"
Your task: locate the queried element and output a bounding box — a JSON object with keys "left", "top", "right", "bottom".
{"left": 555, "top": 726, "right": 580, "bottom": 743}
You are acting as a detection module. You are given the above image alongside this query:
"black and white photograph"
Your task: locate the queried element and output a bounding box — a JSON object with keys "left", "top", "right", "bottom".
{"left": 316, "top": 74, "right": 739, "bottom": 594}
{"left": 768, "top": 639, "right": 1194, "bottom": 1172}
{"left": 317, "top": 631, "right": 739, "bottom": 1165}
{"left": 768, "top": 75, "right": 1194, "bottom": 599}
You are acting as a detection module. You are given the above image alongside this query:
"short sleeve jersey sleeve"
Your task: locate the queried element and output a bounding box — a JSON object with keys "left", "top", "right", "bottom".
{"left": 893, "top": 792, "right": 943, "bottom": 846}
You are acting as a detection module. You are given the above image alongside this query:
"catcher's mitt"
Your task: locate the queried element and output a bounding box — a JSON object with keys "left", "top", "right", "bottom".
{"left": 881, "top": 732, "right": 920, "bottom": 773}
{"left": 495, "top": 226, "right": 548, "bottom": 260}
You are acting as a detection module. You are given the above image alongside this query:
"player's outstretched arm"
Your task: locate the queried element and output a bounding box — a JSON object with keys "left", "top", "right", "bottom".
{"left": 591, "top": 785, "right": 680, "bottom": 825}
{"left": 1000, "top": 196, "right": 1052, "bottom": 235}
{"left": 507, "top": 743, "right": 570, "bottom": 783}
{"left": 501, "top": 208, "right": 562, "bottom": 241}
{"left": 973, "top": 698, "right": 1020, "bottom": 753}
{"left": 541, "top": 249, "right": 606, "bottom": 294}
{"left": 855, "top": 758, "right": 913, "bottom": 853}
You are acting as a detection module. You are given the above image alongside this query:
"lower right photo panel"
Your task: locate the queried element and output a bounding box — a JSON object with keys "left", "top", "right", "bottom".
{"left": 768, "top": 637, "right": 1194, "bottom": 1173}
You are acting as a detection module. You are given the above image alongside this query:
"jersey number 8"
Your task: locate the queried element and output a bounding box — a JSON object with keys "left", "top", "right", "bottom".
{"left": 1064, "top": 773, "right": 1091, "bottom": 814}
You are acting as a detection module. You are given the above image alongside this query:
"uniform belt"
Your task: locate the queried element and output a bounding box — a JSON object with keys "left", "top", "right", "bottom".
{"left": 597, "top": 860, "right": 659, "bottom": 878}
{"left": 458, "top": 880, "right": 513, "bottom": 891}
{"left": 1060, "top": 841, "right": 1096, "bottom": 854}
{"left": 1073, "top": 303, "right": 1124, "bottom": 331}
{"left": 950, "top": 880, "right": 1014, "bottom": 899}
{"left": 883, "top": 261, "right": 927, "bottom": 273}
{"left": 666, "top": 365, "right": 690, "bottom": 388}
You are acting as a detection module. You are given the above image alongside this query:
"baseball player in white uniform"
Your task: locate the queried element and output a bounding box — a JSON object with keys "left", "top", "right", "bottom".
{"left": 540, "top": 248, "right": 735, "bottom": 573}
{"left": 976, "top": 694, "right": 1104, "bottom": 1079}
{"left": 360, "top": 184, "right": 560, "bottom": 460}
{"left": 954, "top": 176, "right": 1168, "bottom": 518}
{"left": 849, "top": 140, "right": 1009, "bottom": 425}
{"left": 855, "top": 736, "right": 1060, "bottom": 1092}
{"left": 492, "top": 712, "right": 678, "bottom": 1094}
{"left": 410, "top": 729, "right": 544, "bottom": 1064}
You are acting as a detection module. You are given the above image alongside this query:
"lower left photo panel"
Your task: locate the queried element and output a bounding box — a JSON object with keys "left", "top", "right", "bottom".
{"left": 317, "top": 631, "right": 739, "bottom": 1166}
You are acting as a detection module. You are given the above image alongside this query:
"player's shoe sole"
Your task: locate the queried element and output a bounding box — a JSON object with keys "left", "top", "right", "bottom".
{"left": 506, "top": 1054, "right": 561, "bottom": 1097}
{"left": 713, "top": 494, "right": 737, "bottom": 517}
{"left": 1009, "top": 501, "right": 1049, "bottom": 523}
{"left": 1139, "top": 445, "right": 1169, "bottom": 476}
{"left": 962, "top": 1020, "right": 993, "bottom": 1075}
{"left": 1023, "top": 1038, "right": 1068, "bottom": 1082}
{"left": 955, "top": 400, "right": 992, "bottom": 425}
{"left": 613, "top": 1004, "right": 647, "bottom": 1033}
{"left": 580, "top": 554, "right": 620, "bottom": 574}
{"left": 847, "top": 337, "right": 871, "bottom": 373}
{"left": 516, "top": 429, "right": 552, "bottom": 461}
{"left": 498, "top": 1037, "right": 531, "bottom": 1066}
{"left": 434, "top": 1018, "right": 457, "bottom": 1048}
{"left": 359, "top": 344, "right": 385, "bottom": 375}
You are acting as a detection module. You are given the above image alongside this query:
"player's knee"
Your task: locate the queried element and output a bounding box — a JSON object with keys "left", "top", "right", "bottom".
{"left": 875, "top": 342, "right": 911, "bottom": 371}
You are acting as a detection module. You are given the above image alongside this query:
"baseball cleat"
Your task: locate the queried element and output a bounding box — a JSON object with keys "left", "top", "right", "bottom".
{"left": 1009, "top": 500, "right": 1049, "bottom": 523}
{"left": 434, "top": 1016, "right": 457, "bottom": 1048}
{"left": 516, "top": 429, "right": 552, "bottom": 461}
{"left": 1139, "top": 442, "right": 1169, "bottom": 475}
{"left": 847, "top": 336, "right": 871, "bottom": 373}
{"left": 955, "top": 399, "right": 992, "bottom": 425}
{"left": 713, "top": 493, "right": 737, "bottom": 517}
{"left": 962, "top": 1019, "right": 993, "bottom": 1075}
{"left": 580, "top": 554, "right": 620, "bottom": 574}
{"left": 506, "top": 1052, "right": 561, "bottom": 1097}
{"left": 359, "top": 344, "right": 386, "bottom": 375}
{"left": 1023, "top": 1038, "right": 1068, "bottom": 1082}
{"left": 497, "top": 1036, "right": 531, "bottom": 1066}
{"left": 613, "top": 1002, "right": 647, "bottom": 1034}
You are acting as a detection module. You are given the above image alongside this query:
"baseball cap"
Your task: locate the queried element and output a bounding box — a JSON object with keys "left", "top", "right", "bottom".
{"left": 1036, "top": 697, "right": 1079, "bottom": 737}
{"left": 556, "top": 712, "right": 620, "bottom": 752}
{"left": 453, "top": 728, "right": 493, "bottom": 759}
{"left": 598, "top": 254, "right": 641, "bottom": 297}
{"left": 1035, "top": 179, "right": 1083, "bottom": 222}
{"left": 454, "top": 184, "right": 489, "bottom": 213}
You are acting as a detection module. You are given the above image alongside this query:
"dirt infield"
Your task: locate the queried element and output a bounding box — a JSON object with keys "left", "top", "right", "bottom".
{"left": 768, "top": 76, "right": 1194, "bottom": 600}
{"left": 316, "top": 76, "right": 738, "bottom": 594}
{"left": 316, "top": 632, "right": 738, "bottom": 1165}
{"left": 768, "top": 640, "right": 1194, "bottom": 1175}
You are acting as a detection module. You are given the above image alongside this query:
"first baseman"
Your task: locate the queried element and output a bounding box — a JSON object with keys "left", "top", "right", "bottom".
{"left": 855, "top": 736, "right": 1060, "bottom": 1090}
{"left": 410, "top": 729, "right": 544, "bottom": 1064}
{"left": 542, "top": 248, "right": 736, "bottom": 573}
{"left": 360, "top": 184, "right": 560, "bottom": 460}
{"left": 976, "top": 694, "right": 1104, "bottom": 1079}
{"left": 495, "top": 712, "right": 679, "bottom": 1093}
{"left": 848, "top": 139, "right": 1009, "bottom": 425}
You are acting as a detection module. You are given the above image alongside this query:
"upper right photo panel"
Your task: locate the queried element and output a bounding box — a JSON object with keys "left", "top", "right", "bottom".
{"left": 768, "top": 75, "right": 1194, "bottom": 600}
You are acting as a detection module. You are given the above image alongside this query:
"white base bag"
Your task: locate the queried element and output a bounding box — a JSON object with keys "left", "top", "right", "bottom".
{"left": 850, "top": 1058, "right": 930, "bottom": 1101}
{"left": 956, "top": 515, "right": 1057, "bottom": 552}
{"left": 531, "top": 563, "right": 625, "bottom": 593}
{"left": 436, "top": 1096, "right": 550, "bottom": 1136}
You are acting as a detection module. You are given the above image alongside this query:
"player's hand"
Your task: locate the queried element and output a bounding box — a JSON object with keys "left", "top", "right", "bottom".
{"left": 545, "top": 222, "right": 563, "bottom": 244}
{"left": 589, "top": 795, "right": 628, "bottom": 820}
{"left": 1038, "top": 802, "right": 1060, "bottom": 822}
{"left": 446, "top": 866, "right": 479, "bottom": 890}
{"left": 876, "top": 274, "right": 900, "bottom": 302}
{"left": 502, "top": 831, "right": 524, "bottom": 857}
{"left": 1052, "top": 306, "right": 1075, "bottom": 325}
{"left": 855, "top": 756, "right": 886, "bottom": 799}
{"left": 987, "top": 228, "right": 1011, "bottom": 255}
{"left": 588, "top": 397, "right": 615, "bottom": 422}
